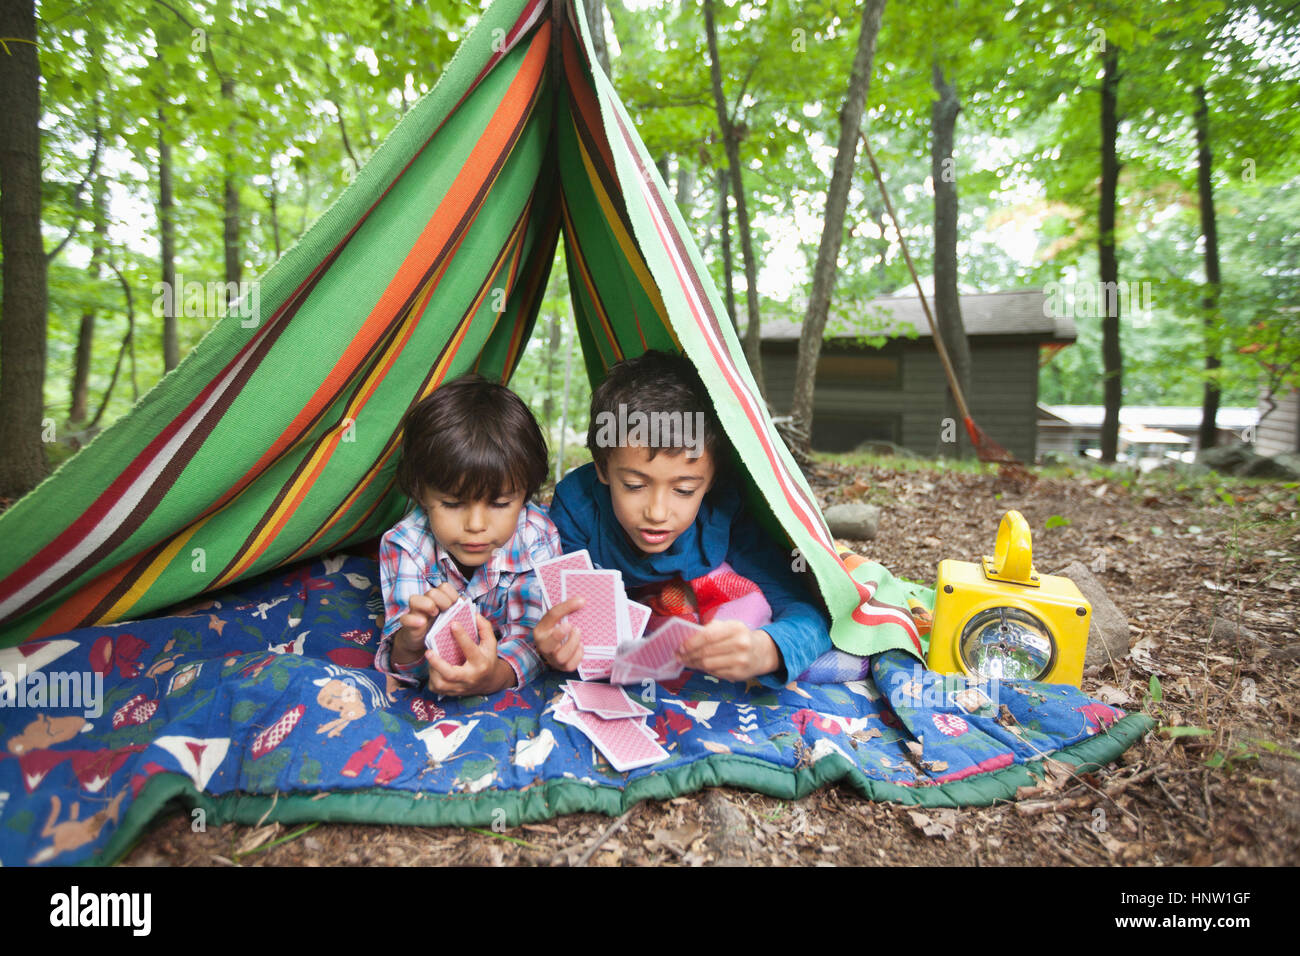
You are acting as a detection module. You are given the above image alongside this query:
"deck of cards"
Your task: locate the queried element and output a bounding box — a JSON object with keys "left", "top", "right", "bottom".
{"left": 535, "top": 550, "right": 651, "bottom": 681}
{"left": 423, "top": 597, "right": 480, "bottom": 665}
{"left": 553, "top": 680, "right": 668, "bottom": 772}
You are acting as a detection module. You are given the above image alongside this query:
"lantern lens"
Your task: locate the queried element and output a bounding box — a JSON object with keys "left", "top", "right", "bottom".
{"left": 958, "top": 606, "right": 1055, "bottom": 681}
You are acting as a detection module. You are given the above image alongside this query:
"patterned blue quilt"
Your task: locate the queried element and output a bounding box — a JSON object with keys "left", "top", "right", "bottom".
{"left": 0, "top": 553, "right": 1141, "bottom": 865}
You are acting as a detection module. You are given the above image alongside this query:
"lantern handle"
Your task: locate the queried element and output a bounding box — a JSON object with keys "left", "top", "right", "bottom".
{"left": 985, "top": 510, "right": 1036, "bottom": 585}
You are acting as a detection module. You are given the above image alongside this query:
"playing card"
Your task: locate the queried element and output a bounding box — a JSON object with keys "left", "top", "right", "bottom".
{"left": 626, "top": 600, "right": 652, "bottom": 642}
{"left": 561, "top": 569, "right": 624, "bottom": 652}
{"left": 568, "top": 709, "right": 668, "bottom": 772}
{"left": 552, "top": 693, "right": 583, "bottom": 727}
{"left": 565, "top": 680, "right": 652, "bottom": 719}
{"left": 609, "top": 616, "right": 702, "bottom": 684}
{"left": 577, "top": 654, "right": 614, "bottom": 682}
{"left": 534, "top": 550, "right": 594, "bottom": 608}
{"left": 423, "top": 597, "right": 478, "bottom": 666}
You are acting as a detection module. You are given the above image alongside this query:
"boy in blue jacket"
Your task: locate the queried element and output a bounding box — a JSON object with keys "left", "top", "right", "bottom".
{"left": 540, "top": 351, "right": 831, "bottom": 684}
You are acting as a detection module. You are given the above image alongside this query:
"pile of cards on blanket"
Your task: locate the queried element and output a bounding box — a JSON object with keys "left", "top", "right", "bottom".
{"left": 535, "top": 549, "right": 706, "bottom": 685}
{"left": 554, "top": 680, "right": 668, "bottom": 771}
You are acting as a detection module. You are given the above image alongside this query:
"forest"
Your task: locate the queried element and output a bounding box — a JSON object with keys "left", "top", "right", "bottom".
{"left": 1, "top": 0, "right": 1297, "bottom": 500}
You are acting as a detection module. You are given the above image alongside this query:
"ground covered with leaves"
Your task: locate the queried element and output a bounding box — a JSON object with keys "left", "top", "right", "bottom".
{"left": 121, "top": 457, "right": 1300, "bottom": 867}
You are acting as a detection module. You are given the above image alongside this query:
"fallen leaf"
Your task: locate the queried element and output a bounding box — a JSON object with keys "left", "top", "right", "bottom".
{"left": 908, "top": 808, "right": 956, "bottom": 840}
{"left": 1094, "top": 684, "right": 1133, "bottom": 706}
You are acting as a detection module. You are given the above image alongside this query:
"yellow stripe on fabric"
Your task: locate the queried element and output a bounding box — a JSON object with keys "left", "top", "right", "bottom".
{"left": 558, "top": 195, "right": 622, "bottom": 366}
{"left": 572, "top": 123, "right": 670, "bottom": 331}
{"left": 289, "top": 202, "right": 537, "bottom": 561}
{"left": 101, "top": 524, "right": 205, "bottom": 623}
{"left": 214, "top": 268, "right": 446, "bottom": 588}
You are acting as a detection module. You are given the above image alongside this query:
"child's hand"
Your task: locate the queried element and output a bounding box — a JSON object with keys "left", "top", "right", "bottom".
{"left": 392, "top": 583, "right": 461, "bottom": 665}
{"left": 677, "top": 620, "right": 781, "bottom": 682}
{"left": 426, "top": 612, "right": 514, "bottom": 696}
{"left": 533, "top": 597, "right": 586, "bottom": 672}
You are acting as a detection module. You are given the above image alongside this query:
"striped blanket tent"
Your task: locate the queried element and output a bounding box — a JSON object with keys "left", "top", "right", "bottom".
{"left": 0, "top": 0, "right": 923, "bottom": 660}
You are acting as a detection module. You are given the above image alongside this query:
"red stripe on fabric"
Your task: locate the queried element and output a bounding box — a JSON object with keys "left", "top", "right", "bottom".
{"left": 932, "top": 752, "right": 1016, "bottom": 783}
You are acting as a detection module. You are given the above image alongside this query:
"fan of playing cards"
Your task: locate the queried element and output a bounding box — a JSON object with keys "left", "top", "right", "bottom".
{"left": 553, "top": 680, "right": 668, "bottom": 771}
{"left": 535, "top": 550, "right": 706, "bottom": 685}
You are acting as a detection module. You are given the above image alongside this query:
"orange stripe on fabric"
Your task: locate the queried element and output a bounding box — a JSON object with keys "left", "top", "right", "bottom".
{"left": 200, "top": 22, "right": 554, "bottom": 526}
{"left": 215, "top": 271, "right": 452, "bottom": 586}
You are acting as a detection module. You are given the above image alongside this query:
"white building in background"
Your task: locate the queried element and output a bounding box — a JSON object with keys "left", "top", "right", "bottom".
{"left": 1037, "top": 404, "right": 1259, "bottom": 467}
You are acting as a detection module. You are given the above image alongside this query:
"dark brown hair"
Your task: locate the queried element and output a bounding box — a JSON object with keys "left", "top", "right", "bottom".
{"left": 397, "top": 375, "right": 549, "bottom": 504}
{"left": 585, "top": 350, "right": 727, "bottom": 474}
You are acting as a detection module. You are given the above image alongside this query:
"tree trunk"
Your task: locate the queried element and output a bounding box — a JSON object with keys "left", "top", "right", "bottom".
{"left": 675, "top": 158, "right": 695, "bottom": 220}
{"left": 1194, "top": 84, "right": 1222, "bottom": 452}
{"left": 789, "top": 0, "right": 887, "bottom": 448}
{"left": 543, "top": 307, "right": 560, "bottom": 427}
{"left": 704, "top": 0, "right": 766, "bottom": 397}
{"left": 931, "top": 62, "right": 972, "bottom": 458}
{"left": 268, "top": 171, "right": 282, "bottom": 259}
{"left": 0, "top": 0, "right": 51, "bottom": 500}
{"left": 158, "top": 104, "right": 179, "bottom": 372}
{"left": 1099, "top": 46, "right": 1122, "bottom": 464}
{"left": 584, "top": 0, "right": 611, "bottom": 77}
{"left": 222, "top": 77, "right": 241, "bottom": 289}
{"left": 70, "top": 174, "right": 108, "bottom": 426}
{"left": 717, "top": 165, "right": 738, "bottom": 333}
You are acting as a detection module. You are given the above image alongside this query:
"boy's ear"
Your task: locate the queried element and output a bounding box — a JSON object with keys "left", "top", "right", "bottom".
{"left": 593, "top": 459, "right": 609, "bottom": 485}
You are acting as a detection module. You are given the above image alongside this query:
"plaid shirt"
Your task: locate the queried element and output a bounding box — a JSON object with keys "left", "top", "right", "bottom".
{"left": 375, "top": 501, "right": 561, "bottom": 691}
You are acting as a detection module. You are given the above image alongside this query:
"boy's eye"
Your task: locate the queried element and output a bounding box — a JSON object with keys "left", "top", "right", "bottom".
{"left": 491, "top": 499, "right": 514, "bottom": 508}
{"left": 674, "top": 487, "right": 698, "bottom": 497}
{"left": 621, "top": 483, "right": 644, "bottom": 492}
{"left": 439, "top": 500, "right": 461, "bottom": 509}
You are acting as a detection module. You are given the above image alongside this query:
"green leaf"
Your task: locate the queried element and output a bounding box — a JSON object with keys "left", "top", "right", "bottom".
{"left": 1161, "top": 725, "right": 1212, "bottom": 738}
{"left": 1148, "top": 674, "right": 1163, "bottom": 702}
{"left": 1045, "top": 514, "right": 1071, "bottom": 529}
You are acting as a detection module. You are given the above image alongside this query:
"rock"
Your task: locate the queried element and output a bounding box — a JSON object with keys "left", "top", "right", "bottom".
{"left": 1241, "top": 453, "right": 1300, "bottom": 480}
{"left": 1208, "top": 616, "right": 1262, "bottom": 645}
{"left": 1149, "top": 459, "right": 1212, "bottom": 478}
{"left": 1275, "top": 452, "right": 1300, "bottom": 475}
{"left": 701, "top": 789, "right": 754, "bottom": 865}
{"left": 1051, "top": 560, "right": 1130, "bottom": 670}
{"left": 824, "top": 502, "right": 880, "bottom": 540}
{"left": 1196, "top": 443, "right": 1255, "bottom": 474}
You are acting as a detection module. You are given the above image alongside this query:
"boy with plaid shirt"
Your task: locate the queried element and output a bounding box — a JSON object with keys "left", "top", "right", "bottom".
{"left": 376, "top": 376, "right": 582, "bottom": 696}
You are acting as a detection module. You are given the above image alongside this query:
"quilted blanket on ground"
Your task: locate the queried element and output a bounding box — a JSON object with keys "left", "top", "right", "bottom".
{"left": 0, "top": 553, "right": 1149, "bottom": 865}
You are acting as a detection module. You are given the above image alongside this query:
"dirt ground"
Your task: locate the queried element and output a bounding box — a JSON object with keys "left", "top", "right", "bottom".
{"left": 118, "top": 457, "right": 1300, "bottom": 867}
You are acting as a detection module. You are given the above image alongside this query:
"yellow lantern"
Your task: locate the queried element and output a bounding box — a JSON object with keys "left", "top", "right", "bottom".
{"left": 926, "top": 511, "right": 1091, "bottom": 687}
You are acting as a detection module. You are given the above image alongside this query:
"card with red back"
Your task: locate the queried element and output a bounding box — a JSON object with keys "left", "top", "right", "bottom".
{"left": 552, "top": 693, "right": 582, "bottom": 727}
{"left": 565, "top": 680, "right": 652, "bottom": 719}
{"left": 561, "top": 569, "right": 624, "bottom": 652}
{"left": 611, "top": 616, "right": 702, "bottom": 682}
{"left": 569, "top": 709, "right": 668, "bottom": 772}
{"left": 423, "top": 597, "right": 478, "bottom": 666}
{"left": 577, "top": 655, "right": 614, "bottom": 682}
{"left": 534, "top": 550, "right": 594, "bottom": 609}
{"left": 626, "top": 600, "right": 652, "bottom": 643}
